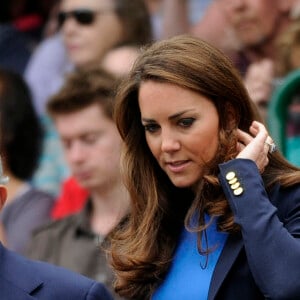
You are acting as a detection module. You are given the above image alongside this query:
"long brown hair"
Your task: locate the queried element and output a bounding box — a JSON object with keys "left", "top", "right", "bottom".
{"left": 109, "top": 35, "right": 300, "bottom": 299}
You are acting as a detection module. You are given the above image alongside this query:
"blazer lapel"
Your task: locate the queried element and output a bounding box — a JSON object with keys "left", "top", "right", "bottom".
{"left": 0, "top": 243, "right": 43, "bottom": 299}
{"left": 0, "top": 277, "right": 36, "bottom": 300}
{"left": 208, "top": 233, "right": 243, "bottom": 300}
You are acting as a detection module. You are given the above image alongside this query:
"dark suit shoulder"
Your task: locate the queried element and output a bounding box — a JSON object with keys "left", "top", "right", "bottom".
{"left": 28, "top": 258, "right": 113, "bottom": 299}
{"left": 0, "top": 244, "right": 113, "bottom": 300}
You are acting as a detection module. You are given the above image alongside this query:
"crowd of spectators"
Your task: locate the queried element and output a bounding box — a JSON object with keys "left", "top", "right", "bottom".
{"left": 1, "top": 0, "right": 300, "bottom": 297}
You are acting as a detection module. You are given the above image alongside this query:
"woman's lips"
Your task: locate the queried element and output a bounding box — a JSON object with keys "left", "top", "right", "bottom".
{"left": 166, "top": 160, "right": 190, "bottom": 173}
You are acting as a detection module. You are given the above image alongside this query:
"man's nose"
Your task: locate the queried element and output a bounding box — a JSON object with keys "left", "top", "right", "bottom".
{"left": 68, "top": 142, "right": 85, "bottom": 163}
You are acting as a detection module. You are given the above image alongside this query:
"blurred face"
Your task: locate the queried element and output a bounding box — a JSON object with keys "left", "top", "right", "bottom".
{"left": 55, "top": 103, "right": 122, "bottom": 191}
{"left": 139, "top": 81, "right": 219, "bottom": 188}
{"left": 59, "top": 0, "right": 123, "bottom": 67}
{"left": 220, "top": 0, "right": 286, "bottom": 48}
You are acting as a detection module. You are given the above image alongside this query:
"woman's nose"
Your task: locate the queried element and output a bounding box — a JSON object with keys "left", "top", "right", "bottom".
{"left": 160, "top": 131, "right": 180, "bottom": 153}
{"left": 61, "top": 17, "right": 78, "bottom": 35}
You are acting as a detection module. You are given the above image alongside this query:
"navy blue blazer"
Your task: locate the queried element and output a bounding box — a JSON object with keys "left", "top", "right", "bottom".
{"left": 0, "top": 243, "right": 113, "bottom": 300}
{"left": 209, "top": 159, "right": 300, "bottom": 299}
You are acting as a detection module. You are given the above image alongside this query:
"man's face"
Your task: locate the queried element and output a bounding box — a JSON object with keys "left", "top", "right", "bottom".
{"left": 55, "top": 103, "right": 122, "bottom": 192}
{"left": 220, "top": 0, "right": 285, "bottom": 48}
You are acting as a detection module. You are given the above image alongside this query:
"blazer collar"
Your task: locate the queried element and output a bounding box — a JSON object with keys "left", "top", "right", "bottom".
{"left": 208, "top": 233, "right": 243, "bottom": 300}
{"left": 0, "top": 243, "right": 43, "bottom": 299}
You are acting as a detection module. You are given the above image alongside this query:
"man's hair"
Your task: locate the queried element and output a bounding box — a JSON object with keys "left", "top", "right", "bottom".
{"left": 0, "top": 69, "right": 43, "bottom": 180}
{"left": 47, "top": 68, "right": 117, "bottom": 120}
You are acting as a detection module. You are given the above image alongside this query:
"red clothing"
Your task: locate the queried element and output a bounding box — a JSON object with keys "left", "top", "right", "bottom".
{"left": 51, "top": 177, "right": 88, "bottom": 220}
{"left": 13, "top": 14, "right": 43, "bottom": 32}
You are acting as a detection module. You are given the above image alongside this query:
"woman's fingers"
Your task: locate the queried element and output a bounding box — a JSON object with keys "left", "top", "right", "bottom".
{"left": 236, "top": 121, "right": 272, "bottom": 172}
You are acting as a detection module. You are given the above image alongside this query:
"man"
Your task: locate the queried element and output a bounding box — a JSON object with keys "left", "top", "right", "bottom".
{"left": 220, "top": 0, "right": 293, "bottom": 69}
{"left": 158, "top": 0, "right": 239, "bottom": 61}
{"left": 218, "top": 0, "right": 294, "bottom": 120}
{"left": 27, "top": 68, "right": 129, "bottom": 299}
{"left": 0, "top": 157, "right": 112, "bottom": 300}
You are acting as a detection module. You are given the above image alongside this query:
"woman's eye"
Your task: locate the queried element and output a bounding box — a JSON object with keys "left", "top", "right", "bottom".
{"left": 144, "top": 123, "right": 159, "bottom": 133}
{"left": 178, "top": 118, "right": 195, "bottom": 127}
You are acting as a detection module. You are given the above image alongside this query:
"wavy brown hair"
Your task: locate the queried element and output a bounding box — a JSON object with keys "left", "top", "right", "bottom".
{"left": 109, "top": 35, "right": 300, "bottom": 299}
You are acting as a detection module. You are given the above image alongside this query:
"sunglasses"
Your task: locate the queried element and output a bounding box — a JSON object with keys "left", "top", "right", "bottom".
{"left": 57, "top": 9, "right": 111, "bottom": 28}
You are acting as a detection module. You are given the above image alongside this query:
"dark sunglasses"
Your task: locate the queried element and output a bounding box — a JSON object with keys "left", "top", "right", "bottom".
{"left": 57, "top": 9, "right": 111, "bottom": 28}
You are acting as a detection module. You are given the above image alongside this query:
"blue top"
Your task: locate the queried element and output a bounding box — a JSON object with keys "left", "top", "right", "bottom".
{"left": 152, "top": 215, "right": 228, "bottom": 300}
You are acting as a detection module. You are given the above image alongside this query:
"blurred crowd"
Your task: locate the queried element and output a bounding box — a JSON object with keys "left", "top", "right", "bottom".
{"left": 1, "top": 0, "right": 300, "bottom": 297}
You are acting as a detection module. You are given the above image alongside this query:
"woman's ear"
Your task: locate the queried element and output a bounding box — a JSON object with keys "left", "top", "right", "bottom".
{"left": 0, "top": 186, "right": 7, "bottom": 210}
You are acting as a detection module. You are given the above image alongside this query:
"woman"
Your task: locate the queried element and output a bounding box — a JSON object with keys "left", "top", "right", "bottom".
{"left": 108, "top": 35, "right": 300, "bottom": 299}
{"left": 26, "top": 0, "right": 153, "bottom": 116}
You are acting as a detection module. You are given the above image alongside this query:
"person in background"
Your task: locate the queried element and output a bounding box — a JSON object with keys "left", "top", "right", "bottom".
{"left": 108, "top": 35, "right": 300, "bottom": 299}
{"left": 0, "top": 160, "right": 113, "bottom": 300}
{"left": 0, "top": 69, "right": 54, "bottom": 255}
{"left": 217, "top": 0, "right": 294, "bottom": 121}
{"left": 27, "top": 68, "right": 129, "bottom": 299}
{"left": 0, "top": 0, "right": 59, "bottom": 43}
{"left": 159, "top": 0, "right": 239, "bottom": 59}
{"left": 243, "top": 58, "right": 274, "bottom": 121}
{"left": 275, "top": 19, "right": 300, "bottom": 78}
{"left": 220, "top": 0, "right": 293, "bottom": 74}
{"left": 26, "top": 0, "right": 152, "bottom": 117}
{"left": 52, "top": 43, "right": 141, "bottom": 220}
{"left": 246, "top": 16, "right": 300, "bottom": 122}
{"left": 268, "top": 19, "right": 300, "bottom": 167}
{"left": 0, "top": 23, "right": 32, "bottom": 74}
{"left": 26, "top": 0, "right": 153, "bottom": 197}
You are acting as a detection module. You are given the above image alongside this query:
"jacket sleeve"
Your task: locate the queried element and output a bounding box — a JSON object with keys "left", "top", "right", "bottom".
{"left": 218, "top": 158, "right": 300, "bottom": 299}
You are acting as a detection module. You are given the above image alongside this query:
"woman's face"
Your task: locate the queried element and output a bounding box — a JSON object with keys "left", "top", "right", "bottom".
{"left": 59, "top": 0, "right": 123, "bottom": 68}
{"left": 139, "top": 81, "right": 220, "bottom": 188}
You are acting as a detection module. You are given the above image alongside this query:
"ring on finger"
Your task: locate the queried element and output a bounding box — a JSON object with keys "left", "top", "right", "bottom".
{"left": 264, "top": 141, "right": 277, "bottom": 153}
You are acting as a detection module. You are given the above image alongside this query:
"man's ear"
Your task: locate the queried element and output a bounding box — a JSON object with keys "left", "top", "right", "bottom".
{"left": 0, "top": 186, "right": 7, "bottom": 210}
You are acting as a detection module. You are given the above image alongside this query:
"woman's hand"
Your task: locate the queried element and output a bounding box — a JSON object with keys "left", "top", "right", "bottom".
{"left": 236, "top": 121, "right": 273, "bottom": 172}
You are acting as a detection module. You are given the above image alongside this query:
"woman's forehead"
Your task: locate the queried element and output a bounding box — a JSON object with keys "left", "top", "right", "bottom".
{"left": 60, "top": 0, "right": 114, "bottom": 11}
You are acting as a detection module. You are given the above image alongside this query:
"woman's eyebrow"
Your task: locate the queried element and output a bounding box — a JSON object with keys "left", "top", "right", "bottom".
{"left": 141, "top": 109, "right": 194, "bottom": 123}
{"left": 168, "top": 109, "right": 193, "bottom": 120}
